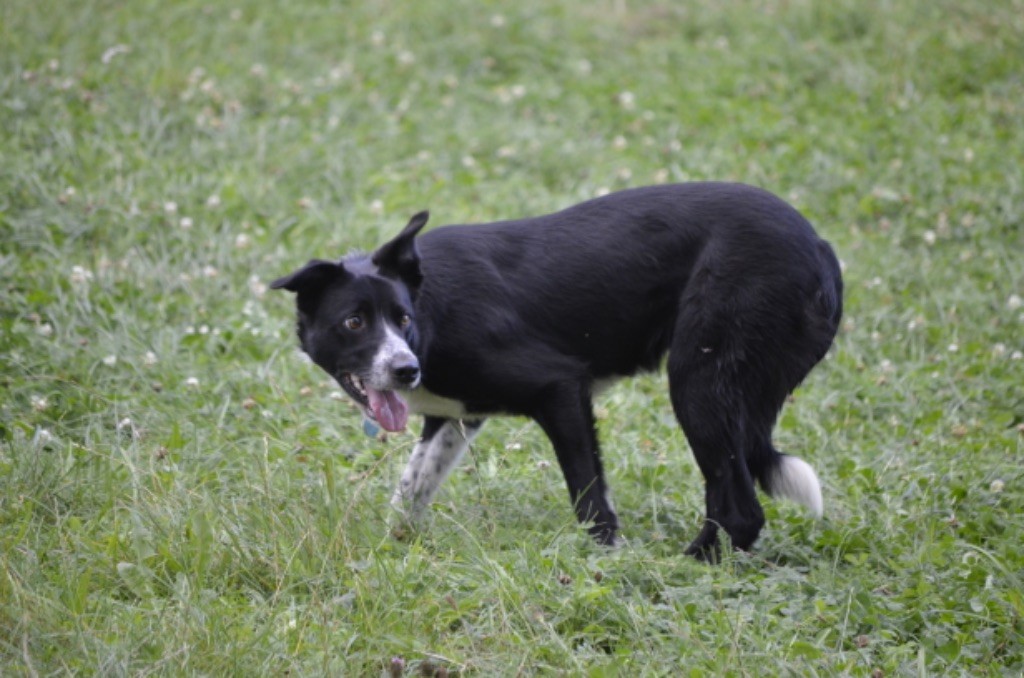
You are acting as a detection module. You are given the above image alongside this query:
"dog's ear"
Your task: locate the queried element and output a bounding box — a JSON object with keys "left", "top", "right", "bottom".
{"left": 269, "top": 259, "right": 349, "bottom": 294}
{"left": 371, "top": 211, "right": 429, "bottom": 289}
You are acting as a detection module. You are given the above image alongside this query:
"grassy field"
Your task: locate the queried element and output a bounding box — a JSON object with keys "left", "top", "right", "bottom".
{"left": 2, "top": 0, "right": 1022, "bottom": 674}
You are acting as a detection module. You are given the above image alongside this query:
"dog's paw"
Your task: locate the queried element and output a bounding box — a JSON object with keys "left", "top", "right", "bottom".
{"left": 607, "top": 534, "right": 628, "bottom": 549}
{"left": 387, "top": 510, "right": 420, "bottom": 542}
{"left": 684, "top": 540, "right": 721, "bottom": 563}
{"left": 684, "top": 521, "right": 722, "bottom": 563}
{"left": 588, "top": 522, "right": 621, "bottom": 547}
{"left": 388, "top": 491, "right": 427, "bottom": 540}
{"left": 390, "top": 523, "right": 412, "bottom": 542}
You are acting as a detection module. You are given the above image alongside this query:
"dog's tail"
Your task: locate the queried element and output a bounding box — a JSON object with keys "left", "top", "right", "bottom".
{"left": 760, "top": 454, "right": 823, "bottom": 517}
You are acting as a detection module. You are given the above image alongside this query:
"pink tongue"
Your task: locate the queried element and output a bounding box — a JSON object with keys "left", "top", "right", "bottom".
{"left": 366, "top": 387, "right": 409, "bottom": 432}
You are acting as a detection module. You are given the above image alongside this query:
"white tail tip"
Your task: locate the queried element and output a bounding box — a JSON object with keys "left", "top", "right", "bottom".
{"left": 771, "top": 456, "right": 823, "bottom": 517}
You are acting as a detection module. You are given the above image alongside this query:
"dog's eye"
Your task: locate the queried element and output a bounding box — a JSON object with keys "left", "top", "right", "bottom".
{"left": 398, "top": 313, "right": 412, "bottom": 329}
{"left": 343, "top": 315, "right": 365, "bottom": 331}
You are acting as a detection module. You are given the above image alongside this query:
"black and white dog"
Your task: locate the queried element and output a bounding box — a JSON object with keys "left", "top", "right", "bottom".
{"left": 271, "top": 183, "right": 842, "bottom": 558}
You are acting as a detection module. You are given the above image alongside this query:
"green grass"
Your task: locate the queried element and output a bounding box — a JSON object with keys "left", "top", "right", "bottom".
{"left": 2, "top": 0, "right": 1022, "bottom": 674}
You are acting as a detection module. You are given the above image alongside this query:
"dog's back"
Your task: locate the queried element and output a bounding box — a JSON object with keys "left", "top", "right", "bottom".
{"left": 414, "top": 182, "right": 840, "bottom": 386}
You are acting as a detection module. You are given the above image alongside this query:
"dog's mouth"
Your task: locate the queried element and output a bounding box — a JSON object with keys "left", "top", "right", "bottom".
{"left": 340, "top": 373, "right": 409, "bottom": 433}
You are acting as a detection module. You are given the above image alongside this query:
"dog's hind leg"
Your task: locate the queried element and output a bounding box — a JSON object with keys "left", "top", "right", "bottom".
{"left": 532, "top": 381, "right": 619, "bottom": 545}
{"left": 666, "top": 278, "right": 767, "bottom": 559}
{"left": 669, "top": 259, "right": 834, "bottom": 559}
{"left": 391, "top": 417, "right": 485, "bottom": 521}
{"left": 668, "top": 364, "right": 765, "bottom": 560}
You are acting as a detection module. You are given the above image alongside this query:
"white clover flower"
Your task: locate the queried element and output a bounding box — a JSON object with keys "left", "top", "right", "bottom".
{"left": 618, "top": 91, "right": 636, "bottom": 110}
{"left": 164, "top": 201, "right": 178, "bottom": 214}
{"left": 490, "top": 14, "right": 506, "bottom": 27}
{"left": 102, "top": 355, "right": 117, "bottom": 366}
{"left": 202, "top": 265, "right": 219, "bottom": 278}
{"left": 923, "top": 230, "right": 936, "bottom": 245}
{"left": 989, "top": 479, "right": 1004, "bottom": 493}
{"left": 234, "top": 233, "right": 252, "bottom": 249}
{"left": 369, "top": 199, "right": 384, "bottom": 215}
{"left": 248, "top": 275, "right": 267, "bottom": 298}
{"left": 179, "top": 216, "right": 193, "bottom": 229}
{"left": 184, "top": 377, "right": 200, "bottom": 388}
{"left": 1008, "top": 294, "right": 1022, "bottom": 311}
{"left": 35, "top": 428, "right": 54, "bottom": 445}
{"left": 70, "top": 265, "right": 94, "bottom": 285}
{"left": 37, "top": 323, "right": 54, "bottom": 337}
{"left": 31, "top": 395, "right": 48, "bottom": 412}
{"left": 143, "top": 351, "right": 158, "bottom": 366}
{"left": 206, "top": 194, "right": 222, "bottom": 208}
{"left": 101, "top": 44, "right": 130, "bottom": 65}
{"left": 329, "top": 64, "right": 350, "bottom": 81}
{"left": 397, "top": 50, "right": 416, "bottom": 66}
{"left": 249, "top": 63, "right": 266, "bottom": 77}
{"left": 612, "top": 135, "right": 628, "bottom": 150}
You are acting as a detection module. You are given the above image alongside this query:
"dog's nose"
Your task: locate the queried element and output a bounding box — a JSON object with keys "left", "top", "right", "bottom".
{"left": 392, "top": 360, "right": 420, "bottom": 386}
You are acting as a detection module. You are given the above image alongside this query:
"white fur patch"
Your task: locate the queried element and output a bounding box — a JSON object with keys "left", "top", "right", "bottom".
{"left": 390, "top": 421, "right": 484, "bottom": 518}
{"left": 369, "top": 326, "right": 418, "bottom": 390}
{"left": 400, "top": 387, "right": 470, "bottom": 419}
{"left": 592, "top": 377, "right": 621, "bottom": 397}
{"left": 770, "top": 456, "right": 823, "bottom": 517}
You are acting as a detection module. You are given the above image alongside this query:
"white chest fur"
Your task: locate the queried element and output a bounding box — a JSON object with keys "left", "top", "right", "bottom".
{"left": 400, "top": 387, "right": 472, "bottom": 419}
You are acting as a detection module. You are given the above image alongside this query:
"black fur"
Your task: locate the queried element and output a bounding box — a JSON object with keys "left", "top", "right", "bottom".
{"left": 272, "top": 183, "right": 842, "bottom": 557}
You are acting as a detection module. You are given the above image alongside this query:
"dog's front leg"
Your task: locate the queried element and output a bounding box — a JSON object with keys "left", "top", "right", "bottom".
{"left": 390, "top": 417, "right": 485, "bottom": 522}
{"left": 533, "top": 383, "right": 620, "bottom": 545}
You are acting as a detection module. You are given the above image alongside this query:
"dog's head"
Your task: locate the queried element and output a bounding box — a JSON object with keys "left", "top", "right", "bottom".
{"left": 270, "top": 212, "right": 429, "bottom": 432}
